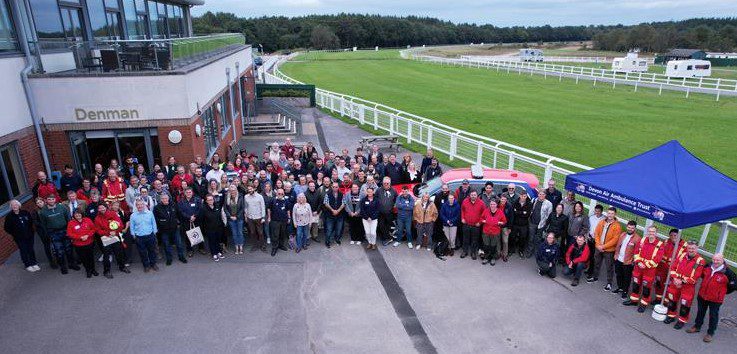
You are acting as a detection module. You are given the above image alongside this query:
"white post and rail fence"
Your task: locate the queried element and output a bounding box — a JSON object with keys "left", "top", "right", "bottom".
{"left": 266, "top": 54, "right": 737, "bottom": 266}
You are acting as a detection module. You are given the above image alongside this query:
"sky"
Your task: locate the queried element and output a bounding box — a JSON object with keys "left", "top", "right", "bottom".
{"left": 192, "top": 0, "right": 737, "bottom": 26}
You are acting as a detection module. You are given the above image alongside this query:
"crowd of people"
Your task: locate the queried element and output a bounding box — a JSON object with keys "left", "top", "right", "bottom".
{"left": 3, "top": 138, "right": 735, "bottom": 342}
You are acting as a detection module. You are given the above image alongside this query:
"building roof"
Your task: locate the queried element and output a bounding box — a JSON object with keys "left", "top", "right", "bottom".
{"left": 666, "top": 48, "right": 704, "bottom": 57}
{"left": 168, "top": 0, "right": 205, "bottom": 5}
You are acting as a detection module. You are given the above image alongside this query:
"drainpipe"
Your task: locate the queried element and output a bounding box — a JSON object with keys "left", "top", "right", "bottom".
{"left": 226, "top": 67, "right": 236, "bottom": 145}
{"left": 12, "top": 0, "right": 51, "bottom": 176}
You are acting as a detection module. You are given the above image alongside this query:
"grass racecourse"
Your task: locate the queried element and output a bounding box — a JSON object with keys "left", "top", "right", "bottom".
{"left": 282, "top": 50, "right": 737, "bottom": 180}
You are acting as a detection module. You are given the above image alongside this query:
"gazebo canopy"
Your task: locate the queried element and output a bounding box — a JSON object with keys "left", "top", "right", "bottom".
{"left": 565, "top": 140, "right": 737, "bottom": 229}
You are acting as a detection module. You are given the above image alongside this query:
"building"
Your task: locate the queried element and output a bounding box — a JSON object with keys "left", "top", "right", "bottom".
{"left": 0, "top": 0, "right": 255, "bottom": 262}
{"left": 519, "top": 48, "right": 543, "bottom": 62}
{"left": 611, "top": 52, "right": 649, "bottom": 73}
{"left": 661, "top": 49, "right": 707, "bottom": 63}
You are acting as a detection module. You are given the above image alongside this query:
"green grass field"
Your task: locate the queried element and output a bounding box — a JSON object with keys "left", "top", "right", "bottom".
{"left": 282, "top": 49, "right": 737, "bottom": 257}
{"left": 283, "top": 50, "right": 737, "bottom": 178}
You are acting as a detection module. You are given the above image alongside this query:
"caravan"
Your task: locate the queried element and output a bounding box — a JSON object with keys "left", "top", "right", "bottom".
{"left": 611, "top": 52, "right": 649, "bottom": 72}
{"left": 519, "top": 49, "right": 544, "bottom": 62}
{"left": 665, "top": 59, "right": 712, "bottom": 78}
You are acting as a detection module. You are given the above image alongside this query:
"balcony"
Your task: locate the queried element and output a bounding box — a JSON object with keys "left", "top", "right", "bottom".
{"left": 29, "top": 33, "right": 248, "bottom": 76}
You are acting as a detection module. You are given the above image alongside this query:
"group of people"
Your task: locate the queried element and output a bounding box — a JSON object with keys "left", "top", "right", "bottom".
{"left": 3, "top": 138, "right": 735, "bottom": 342}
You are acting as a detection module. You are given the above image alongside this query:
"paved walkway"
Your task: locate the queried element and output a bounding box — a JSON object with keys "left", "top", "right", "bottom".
{"left": 1, "top": 101, "right": 736, "bottom": 353}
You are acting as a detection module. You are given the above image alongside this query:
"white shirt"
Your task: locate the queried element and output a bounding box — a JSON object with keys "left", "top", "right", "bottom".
{"left": 617, "top": 233, "right": 633, "bottom": 262}
{"left": 205, "top": 169, "right": 225, "bottom": 183}
{"left": 589, "top": 214, "right": 605, "bottom": 238}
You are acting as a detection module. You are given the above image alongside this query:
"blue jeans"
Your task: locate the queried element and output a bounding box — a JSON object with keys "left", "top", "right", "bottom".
{"left": 135, "top": 234, "right": 158, "bottom": 268}
{"left": 49, "top": 230, "right": 73, "bottom": 268}
{"left": 159, "top": 229, "right": 184, "bottom": 261}
{"left": 324, "top": 216, "right": 344, "bottom": 244}
{"left": 394, "top": 215, "right": 413, "bottom": 243}
{"left": 564, "top": 263, "right": 587, "bottom": 280}
{"left": 296, "top": 225, "right": 309, "bottom": 249}
{"left": 229, "top": 219, "right": 245, "bottom": 246}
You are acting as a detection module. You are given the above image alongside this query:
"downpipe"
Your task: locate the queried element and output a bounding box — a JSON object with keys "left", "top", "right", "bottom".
{"left": 13, "top": 0, "right": 51, "bottom": 176}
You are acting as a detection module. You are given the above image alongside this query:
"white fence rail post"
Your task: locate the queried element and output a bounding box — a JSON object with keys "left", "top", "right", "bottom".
{"left": 449, "top": 134, "right": 457, "bottom": 161}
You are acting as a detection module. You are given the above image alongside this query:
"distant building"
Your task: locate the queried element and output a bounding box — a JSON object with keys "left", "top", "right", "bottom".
{"left": 662, "top": 49, "right": 707, "bottom": 63}
{"left": 519, "top": 49, "right": 543, "bottom": 62}
{"left": 611, "top": 52, "right": 649, "bottom": 73}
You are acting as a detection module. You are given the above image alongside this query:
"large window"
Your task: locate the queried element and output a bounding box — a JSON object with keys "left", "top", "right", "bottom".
{"left": 0, "top": 143, "right": 28, "bottom": 206}
{"left": 219, "top": 93, "right": 230, "bottom": 137}
{"left": 88, "top": 0, "right": 122, "bottom": 39}
{"left": 29, "top": 0, "right": 65, "bottom": 39}
{"left": 202, "top": 107, "right": 218, "bottom": 156}
{"left": 123, "top": 0, "right": 146, "bottom": 39}
{"left": 0, "top": 0, "right": 18, "bottom": 52}
{"left": 59, "top": 5, "right": 86, "bottom": 41}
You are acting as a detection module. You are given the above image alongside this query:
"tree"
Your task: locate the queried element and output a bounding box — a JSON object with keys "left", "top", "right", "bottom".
{"left": 310, "top": 25, "right": 341, "bottom": 49}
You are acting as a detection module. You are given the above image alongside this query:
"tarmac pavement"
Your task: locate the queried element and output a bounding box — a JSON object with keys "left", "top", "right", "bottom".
{"left": 1, "top": 100, "right": 736, "bottom": 353}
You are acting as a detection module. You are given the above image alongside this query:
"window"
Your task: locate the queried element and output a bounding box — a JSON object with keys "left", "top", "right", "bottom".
{"left": 123, "top": 0, "right": 146, "bottom": 39}
{"left": 29, "top": 0, "right": 65, "bottom": 39}
{"left": 0, "top": 0, "right": 18, "bottom": 52}
{"left": 88, "top": 0, "right": 122, "bottom": 39}
{"left": 202, "top": 107, "right": 218, "bottom": 156}
{"left": 219, "top": 93, "right": 230, "bottom": 137}
{"left": 59, "top": 5, "right": 85, "bottom": 41}
{"left": 695, "top": 64, "right": 710, "bottom": 70}
{"left": 167, "top": 4, "right": 183, "bottom": 38}
{"left": 687, "top": 65, "right": 693, "bottom": 71}
{"left": 232, "top": 83, "right": 240, "bottom": 115}
{"left": 0, "top": 143, "right": 28, "bottom": 206}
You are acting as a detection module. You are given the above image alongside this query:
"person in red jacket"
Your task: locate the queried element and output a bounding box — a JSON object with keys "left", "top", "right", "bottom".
{"left": 170, "top": 166, "right": 193, "bottom": 198}
{"left": 480, "top": 200, "right": 506, "bottom": 266}
{"left": 663, "top": 241, "right": 706, "bottom": 329}
{"left": 460, "top": 190, "right": 486, "bottom": 260}
{"left": 94, "top": 204, "right": 130, "bottom": 279}
{"left": 686, "top": 253, "right": 737, "bottom": 342}
{"left": 564, "top": 234, "right": 590, "bottom": 286}
{"left": 66, "top": 209, "right": 98, "bottom": 278}
{"left": 623, "top": 226, "right": 664, "bottom": 312}
{"left": 654, "top": 229, "right": 686, "bottom": 304}
{"left": 32, "top": 171, "right": 60, "bottom": 201}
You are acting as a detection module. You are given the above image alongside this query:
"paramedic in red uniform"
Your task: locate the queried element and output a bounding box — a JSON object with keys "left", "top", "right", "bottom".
{"left": 663, "top": 241, "right": 705, "bottom": 330}
{"left": 686, "top": 253, "right": 737, "bottom": 342}
{"left": 102, "top": 168, "right": 127, "bottom": 211}
{"left": 654, "top": 229, "right": 685, "bottom": 304}
{"left": 622, "top": 225, "right": 663, "bottom": 312}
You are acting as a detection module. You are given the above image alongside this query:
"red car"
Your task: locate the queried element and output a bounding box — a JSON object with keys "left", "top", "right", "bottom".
{"left": 395, "top": 165, "right": 540, "bottom": 199}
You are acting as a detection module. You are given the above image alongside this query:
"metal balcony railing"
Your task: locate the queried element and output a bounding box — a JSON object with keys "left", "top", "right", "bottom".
{"left": 28, "top": 33, "right": 245, "bottom": 74}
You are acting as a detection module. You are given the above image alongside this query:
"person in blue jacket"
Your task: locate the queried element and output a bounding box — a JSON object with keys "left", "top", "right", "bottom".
{"left": 177, "top": 187, "right": 203, "bottom": 257}
{"left": 440, "top": 194, "right": 461, "bottom": 257}
{"left": 536, "top": 232, "right": 559, "bottom": 278}
{"left": 392, "top": 186, "right": 415, "bottom": 248}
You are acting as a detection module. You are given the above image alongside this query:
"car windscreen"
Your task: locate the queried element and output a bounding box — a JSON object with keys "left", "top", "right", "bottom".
{"left": 417, "top": 176, "right": 445, "bottom": 196}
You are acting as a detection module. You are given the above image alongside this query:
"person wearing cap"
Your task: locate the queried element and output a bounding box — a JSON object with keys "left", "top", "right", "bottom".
{"left": 454, "top": 179, "right": 474, "bottom": 204}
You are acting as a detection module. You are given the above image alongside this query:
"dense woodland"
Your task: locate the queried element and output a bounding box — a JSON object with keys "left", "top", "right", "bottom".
{"left": 193, "top": 13, "right": 737, "bottom": 53}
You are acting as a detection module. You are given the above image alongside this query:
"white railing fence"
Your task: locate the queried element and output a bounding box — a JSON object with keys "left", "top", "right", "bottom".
{"left": 461, "top": 55, "right": 612, "bottom": 63}
{"left": 409, "top": 53, "right": 737, "bottom": 99}
{"left": 269, "top": 54, "right": 737, "bottom": 266}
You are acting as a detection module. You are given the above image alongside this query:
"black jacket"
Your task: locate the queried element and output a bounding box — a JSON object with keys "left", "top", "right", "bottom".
{"left": 198, "top": 204, "right": 224, "bottom": 233}
{"left": 513, "top": 199, "right": 532, "bottom": 227}
{"left": 547, "top": 213, "right": 569, "bottom": 237}
{"left": 4, "top": 210, "right": 34, "bottom": 240}
{"left": 153, "top": 203, "right": 179, "bottom": 232}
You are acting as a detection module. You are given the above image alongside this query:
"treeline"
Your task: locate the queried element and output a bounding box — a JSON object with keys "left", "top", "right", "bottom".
{"left": 193, "top": 13, "right": 600, "bottom": 52}
{"left": 193, "top": 13, "right": 737, "bottom": 53}
{"left": 592, "top": 18, "right": 737, "bottom": 53}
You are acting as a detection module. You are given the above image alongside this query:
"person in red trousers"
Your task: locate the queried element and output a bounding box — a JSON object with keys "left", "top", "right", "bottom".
{"left": 66, "top": 209, "right": 98, "bottom": 278}
{"left": 623, "top": 226, "right": 664, "bottom": 312}
{"left": 663, "top": 241, "right": 705, "bottom": 330}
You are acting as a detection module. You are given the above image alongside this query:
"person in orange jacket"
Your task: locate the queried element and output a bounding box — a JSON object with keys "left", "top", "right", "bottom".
{"left": 612, "top": 220, "right": 641, "bottom": 298}
{"left": 663, "top": 241, "right": 706, "bottom": 330}
{"left": 587, "top": 207, "right": 622, "bottom": 291}
{"left": 66, "top": 209, "right": 98, "bottom": 278}
{"left": 623, "top": 225, "right": 664, "bottom": 312}
{"left": 654, "top": 229, "right": 686, "bottom": 304}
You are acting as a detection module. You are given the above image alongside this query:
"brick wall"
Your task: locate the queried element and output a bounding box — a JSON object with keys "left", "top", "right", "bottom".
{"left": 0, "top": 127, "right": 45, "bottom": 264}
